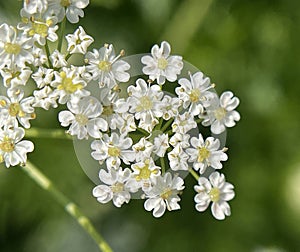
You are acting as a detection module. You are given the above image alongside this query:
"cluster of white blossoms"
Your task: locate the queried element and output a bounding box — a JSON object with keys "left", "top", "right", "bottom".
{"left": 0, "top": 0, "right": 240, "bottom": 220}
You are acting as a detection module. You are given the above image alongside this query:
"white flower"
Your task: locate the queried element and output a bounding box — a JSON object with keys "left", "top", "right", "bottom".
{"left": 127, "top": 78, "right": 163, "bottom": 132}
{"left": 59, "top": 96, "right": 108, "bottom": 139}
{"left": 66, "top": 26, "right": 94, "bottom": 54}
{"left": 141, "top": 41, "right": 183, "bottom": 85}
{"left": 132, "top": 137, "right": 154, "bottom": 161}
{"left": 0, "top": 66, "right": 32, "bottom": 89}
{"left": 31, "top": 47, "right": 48, "bottom": 66}
{"left": 176, "top": 72, "right": 216, "bottom": 116}
{"left": 32, "top": 67, "right": 54, "bottom": 89}
{"left": 168, "top": 145, "right": 189, "bottom": 171}
{"left": 127, "top": 157, "right": 161, "bottom": 193}
{"left": 169, "top": 133, "right": 190, "bottom": 149}
{"left": 144, "top": 172, "right": 185, "bottom": 218}
{"left": 85, "top": 44, "right": 130, "bottom": 88}
{"left": 202, "top": 91, "right": 241, "bottom": 134}
{"left": 18, "top": 11, "right": 58, "bottom": 46}
{"left": 0, "top": 88, "right": 35, "bottom": 129}
{"left": 33, "top": 86, "right": 58, "bottom": 110}
{"left": 186, "top": 134, "right": 228, "bottom": 174}
{"left": 93, "top": 167, "right": 133, "bottom": 207}
{"left": 153, "top": 133, "right": 169, "bottom": 157}
{"left": 194, "top": 172, "right": 235, "bottom": 220}
{"left": 91, "top": 132, "right": 134, "bottom": 169}
{"left": 0, "top": 126, "right": 34, "bottom": 167}
{"left": 51, "top": 67, "right": 89, "bottom": 104}
{"left": 161, "top": 95, "right": 181, "bottom": 120}
{"left": 172, "top": 112, "right": 197, "bottom": 134}
{"left": 23, "top": 0, "right": 48, "bottom": 14}
{"left": 50, "top": 50, "right": 67, "bottom": 68}
{"left": 47, "top": 0, "right": 90, "bottom": 24}
{"left": 0, "top": 23, "right": 33, "bottom": 68}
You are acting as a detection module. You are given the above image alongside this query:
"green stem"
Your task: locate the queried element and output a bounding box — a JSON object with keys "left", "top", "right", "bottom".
{"left": 160, "top": 157, "right": 166, "bottom": 174}
{"left": 58, "top": 17, "right": 66, "bottom": 52}
{"left": 161, "top": 118, "right": 174, "bottom": 133}
{"left": 21, "top": 161, "right": 113, "bottom": 252}
{"left": 25, "top": 128, "right": 72, "bottom": 140}
{"left": 45, "top": 40, "right": 53, "bottom": 68}
{"left": 136, "top": 127, "right": 149, "bottom": 136}
{"left": 188, "top": 167, "right": 200, "bottom": 181}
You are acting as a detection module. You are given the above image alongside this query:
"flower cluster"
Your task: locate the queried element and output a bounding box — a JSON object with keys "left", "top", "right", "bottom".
{"left": 0, "top": 0, "right": 240, "bottom": 220}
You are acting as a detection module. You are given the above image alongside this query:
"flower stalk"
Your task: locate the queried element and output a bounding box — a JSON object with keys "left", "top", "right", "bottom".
{"left": 21, "top": 161, "right": 113, "bottom": 252}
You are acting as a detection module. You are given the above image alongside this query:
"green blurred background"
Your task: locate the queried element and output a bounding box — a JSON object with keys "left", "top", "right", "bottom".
{"left": 1, "top": 0, "right": 300, "bottom": 251}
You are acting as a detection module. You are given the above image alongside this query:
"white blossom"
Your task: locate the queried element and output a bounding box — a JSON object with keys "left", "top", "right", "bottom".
{"left": 85, "top": 44, "right": 130, "bottom": 88}
{"left": 50, "top": 50, "right": 67, "bottom": 68}
{"left": 47, "top": 0, "right": 90, "bottom": 24}
{"left": 153, "top": 133, "right": 169, "bottom": 157}
{"left": 93, "top": 167, "right": 134, "bottom": 207}
{"left": 0, "top": 66, "right": 32, "bottom": 89}
{"left": 127, "top": 78, "right": 163, "bottom": 132}
{"left": 176, "top": 71, "right": 216, "bottom": 116}
{"left": 0, "top": 23, "right": 33, "bottom": 68}
{"left": 141, "top": 41, "right": 183, "bottom": 85}
{"left": 0, "top": 88, "right": 35, "bottom": 128}
{"left": 91, "top": 132, "right": 134, "bottom": 169}
{"left": 22, "top": 0, "right": 48, "bottom": 14}
{"left": 186, "top": 134, "right": 228, "bottom": 174}
{"left": 32, "top": 67, "right": 54, "bottom": 88}
{"left": 59, "top": 96, "right": 108, "bottom": 139}
{"left": 132, "top": 137, "right": 154, "bottom": 161}
{"left": 172, "top": 112, "right": 197, "bottom": 134}
{"left": 66, "top": 26, "right": 94, "bottom": 54}
{"left": 33, "top": 86, "right": 58, "bottom": 110}
{"left": 0, "top": 126, "right": 34, "bottom": 167}
{"left": 161, "top": 95, "right": 181, "bottom": 120}
{"left": 194, "top": 172, "right": 235, "bottom": 220}
{"left": 201, "top": 91, "right": 240, "bottom": 134}
{"left": 144, "top": 172, "right": 185, "bottom": 218}
{"left": 168, "top": 145, "right": 189, "bottom": 171}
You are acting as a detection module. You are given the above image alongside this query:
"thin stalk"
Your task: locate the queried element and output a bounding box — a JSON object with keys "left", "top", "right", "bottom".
{"left": 21, "top": 161, "right": 113, "bottom": 252}
{"left": 160, "top": 157, "right": 166, "bottom": 174}
{"left": 58, "top": 17, "right": 66, "bottom": 52}
{"left": 45, "top": 40, "right": 53, "bottom": 68}
{"left": 25, "top": 128, "right": 72, "bottom": 140}
{"left": 161, "top": 118, "right": 174, "bottom": 133}
{"left": 136, "top": 127, "right": 149, "bottom": 136}
{"left": 188, "top": 167, "right": 200, "bottom": 181}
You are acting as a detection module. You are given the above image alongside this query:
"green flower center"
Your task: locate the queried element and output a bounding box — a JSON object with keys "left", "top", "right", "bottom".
{"left": 197, "top": 147, "right": 210, "bottom": 162}
{"left": 0, "top": 136, "right": 15, "bottom": 153}
{"left": 135, "top": 159, "right": 157, "bottom": 181}
{"left": 75, "top": 114, "right": 88, "bottom": 125}
{"left": 209, "top": 188, "right": 220, "bottom": 202}
{"left": 157, "top": 58, "right": 168, "bottom": 70}
{"left": 189, "top": 89, "right": 201, "bottom": 103}
{"left": 137, "top": 96, "right": 153, "bottom": 111}
{"left": 98, "top": 60, "right": 111, "bottom": 72}
{"left": 111, "top": 182, "right": 124, "bottom": 193}
{"left": 102, "top": 104, "right": 114, "bottom": 116}
{"left": 4, "top": 43, "right": 21, "bottom": 55}
{"left": 9, "top": 103, "right": 24, "bottom": 117}
{"left": 29, "top": 20, "right": 50, "bottom": 37}
{"left": 214, "top": 107, "right": 227, "bottom": 121}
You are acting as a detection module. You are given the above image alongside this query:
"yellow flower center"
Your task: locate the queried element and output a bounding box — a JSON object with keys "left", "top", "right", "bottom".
{"left": 4, "top": 43, "right": 21, "bottom": 55}
{"left": 189, "top": 89, "right": 201, "bottom": 103}
{"left": 8, "top": 103, "right": 24, "bottom": 117}
{"left": 136, "top": 96, "right": 153, "bottom": 111}
{"left": 60, "top": 0, "right": 71, "bottom": 7}
{"left": 135, "top": 159, "right": 157, "bottom": 181}
{"left": 157, "top": 58, "right": 168, "bottom": 70}
{"left": 57, "top": 71, "right": 83, "bottom": 93}
{"left": 197, "top": 147, "right": 210, "bottom": 162}
{"left": 75, "top": 114, "right": 88, "bottom": 125}
{"left": 209, "top": 187, "right": 220, "bottom": 202}
{"left": 29, "top": 20, "right": 50, "bottom": 37}
{"left": 98, "top": 60, "right": 111, "bottom": 72}
{"left": 214, "top": 107, "right": 227, "bottom": 121}
{"left": 0, "top": 136, "right": 15, "bottom": 153}
{"left": 108, "top": 146, "right": 121, "bottom": 157}
{"left": 111, "top": 182, "right": 124, "bottom": 193}
{"left": 160, "top": 188, "right": 172, "bottom": 200}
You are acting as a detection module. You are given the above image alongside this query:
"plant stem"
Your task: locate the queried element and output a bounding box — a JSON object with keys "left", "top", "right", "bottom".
{"left": 25, "top": 128, "right": 72, "bottom": 140}
{"left": 58, "top": 17, "right": 66, "bottom": 52}
{"left": 188, "top": 167, "right": 200, "bottom": 181}
{"left": 136, "top": 127, "right": 149, "bottom": 136}
{"left": 161, "top": 118, "right": 174, "bottom": 133}
{"left": 45, "top": 40, "right": 53, "bottom": 68}
{"left": 21, "top": 161, "right": 113, "bottom": 252}
{"left": 160, "top": 157, "right": 166, "bottom": 174}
